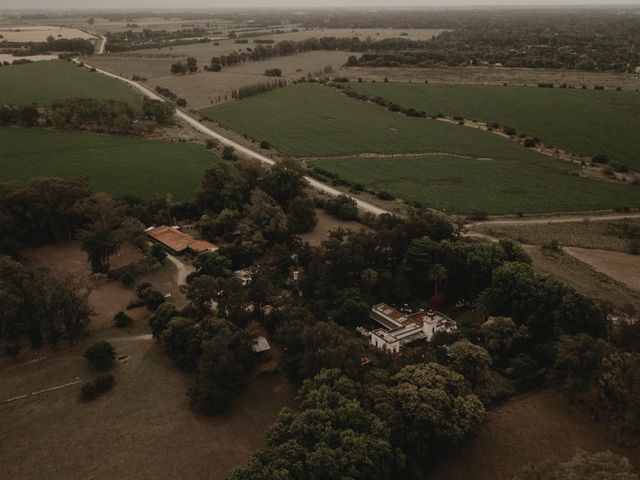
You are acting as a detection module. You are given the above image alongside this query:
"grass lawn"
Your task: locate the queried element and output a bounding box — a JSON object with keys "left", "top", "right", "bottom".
{"left": 311, "top": 155, "right": 640, "bottom": 214}
{"left": 347, "top": 83, "right": 640, "bottom": 170}
{"left": 0, "top": 60, "right": 142, "bottom": 106}
{"left": 200, "top": 83, "right": 562, "bottom": 163}
{"left": 0, "top": 127, "right": 223, "bottom": 200}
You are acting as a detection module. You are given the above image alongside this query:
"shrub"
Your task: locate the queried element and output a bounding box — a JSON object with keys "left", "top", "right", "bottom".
{"left": 523, "top": 138, "right": 536, "bottom": 148}
{"left": 222, "top": 146, "right": 237, "bottom": 161}
{"left": 592, "top": 154, "right": 610, "bottom": 165}
{"left": 467, "top": 209, "right": 489, "bottom": 221}
{"left": 84, "top": 341, "right": 115, "bottom": 370}
{"left": 376, "top": 191, "right": 395, "bottom": 201}
{"left": 138, "top": 287, "right": 166, "bottom": 310}
{"left": 81, "top": 374, "right": 114, "bottom": 401}
{"left": 114, "top": 311, "right": 133, "bottom": 328}
{"left": 260, "top": 140, "right": 271, "bottom": 150}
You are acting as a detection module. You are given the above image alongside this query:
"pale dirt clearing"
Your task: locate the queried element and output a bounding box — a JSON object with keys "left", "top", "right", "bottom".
{"left": 524, "top": 246, "right": 640, "bottom": 312}
{"left": 298, "top": 208, "right": 373, "bottom": 246}
{"left": 0, "top": 26, "right": 94, "bottom": 42}
{"left": 425, "top": 388, "right": 639, "bottom": 480}
{"left": 0, "top": 324, "right": 294, "bottom": 480}
{"left": 0, "top": 53, "right": 58, "bottom": 63}
{"left": 564, "top": 247, "right": 640, "bottom": 291}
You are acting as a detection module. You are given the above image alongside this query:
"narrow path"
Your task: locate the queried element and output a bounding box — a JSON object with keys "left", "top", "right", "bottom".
{"left": 165, "top": 254, "right": 194, "bottom": 287}
{"left": 471, "top": 212, "right": 640, "bottom": 227}
{"left": 74, "top": 59, "right": 390, "bottom": 217}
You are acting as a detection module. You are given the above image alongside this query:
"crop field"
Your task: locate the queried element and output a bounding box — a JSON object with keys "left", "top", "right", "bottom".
{"left": 201, "top": 83, "right": 568, "bottom": 159}
{"left": 311, "top": 155, "right": 640, "bottom": 214}
{"left": 201, "top": 84, "right": 639, "bottom": 214}
{"left": 347, "top": 83, "right": 640, "bottom": 170}
{"left": 0, "top": 127, "right": 223, "bottom": 200}
{"left": 0, "top": 60, "right": 142, "bottom": 106}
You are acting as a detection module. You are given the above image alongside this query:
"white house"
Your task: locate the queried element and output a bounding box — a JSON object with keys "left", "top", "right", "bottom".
{"left": 369, "top": 303, "right": 457, "bottom": 354}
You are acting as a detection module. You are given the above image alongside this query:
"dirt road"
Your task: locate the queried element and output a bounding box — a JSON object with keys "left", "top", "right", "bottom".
{"left": 75, "top": 59, "right": 390, "bottom": 216}
{"left": 165, "top": 254, "right": 194, "bottom": 286}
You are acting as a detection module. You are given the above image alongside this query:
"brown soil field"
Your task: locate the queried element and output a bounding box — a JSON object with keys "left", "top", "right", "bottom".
{"left": 120, "top": 39, "right": 251, "bottom": 63}
{"left": 298, "top": 208, "right": 373, "bottom": 246}
{"left": 0, "top": 324, "right": 294, "bottom": 480}
{"left": 425, "top": 388, "right": 639, "bottom": 480}
{"left": 564, "top": 247, "right": 640, "bottom": 291}
{"left": 0, "top": 25, "right": 94, "bottom": 42}
{"left": 92, "top": 51, "right": 353, "bottom": 109}
{"left": 524, "top": 246, "right": 640, "bottom": 312}
{"left": 344, "top": 65, "right": 640, "bottom": 90}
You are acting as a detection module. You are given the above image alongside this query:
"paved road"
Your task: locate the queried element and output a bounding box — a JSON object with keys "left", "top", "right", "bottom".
{"left": 75, "top": 60, "right": 391, "bottom": 217}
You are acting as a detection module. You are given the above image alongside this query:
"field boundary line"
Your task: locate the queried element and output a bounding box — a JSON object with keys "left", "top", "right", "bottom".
{"left": 0, "top": 357, "right": 47, "bottom": 374}
{"left": 0, "top": 379, "right": 83, "bottom": 405}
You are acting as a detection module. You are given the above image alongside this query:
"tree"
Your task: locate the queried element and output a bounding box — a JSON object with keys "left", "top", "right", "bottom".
{"left": 480, "top": 316, "right": 529, "bottom": 365}
{"left": 186, "top": 56, "right": 198, "bottom": 73}
{"left": 142, "top": 98, "right": 175, "bottom": 126}
{"left": 84, "top": 341, "right": 115, "bottom": 370}
{"left": 393, "top": 363, "right": 485, "bottom": 456}
{"left": 360, "top": 268, "right": 378, "bottom": 294}
{"left": 240, "top": 190, "right": 289, "bottom": 245}
{"left": 325, "top": 194, "right": 358, "bottom": 220}
{"left": 74, "top": 193, "right": 140, "bottom": 273}
{"left": 428, "top": 263, "right": 447, "bottom": 295}
{"left": 552, "top": 334, "right": 611, "bottom": 401}
{"left": 230, "top": 369, "right": 397, "bottom": 480}
{"left": 170, "top": 62, "right": 188, "bottom": 75}
{"left": 522, "top": 449, "right": 638, "bottom": 480}
{"left": 287, "top": 196, "right": 317, "bottom": 233}
{"left": 114, "top": 311, "right": 133, "bottom": 328}
{"left": 161, "top": 317, "right": 203, "bottom": 372}
{"left": 188, "top": 324, "right": 256, "bottom": 414}
{"left": 599, "top": 351, "right": 640, "bottom": 435}
{"left": 148, "top": 302, "right": 178, "bottom": 338}
{"left": 448, "top": 340, "right": 493, "bottom": 391}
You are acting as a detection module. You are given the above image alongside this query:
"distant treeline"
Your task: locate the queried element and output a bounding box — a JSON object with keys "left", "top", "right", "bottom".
{"left": 231, "top": 79, "right": 288, "bottom": 100}
{"left": 105, "top": 28, "right": 210, "bottom": 52}
{"left": 0, "top": 97, "right": 175, "bottom": 134}
{"left": 0, "top": 37, "right": 95, "bottom": 56}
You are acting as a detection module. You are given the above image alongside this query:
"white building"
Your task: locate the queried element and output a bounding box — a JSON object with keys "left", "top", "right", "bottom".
{"left": 369, "top": 303, "right": 457, "bottom": 354}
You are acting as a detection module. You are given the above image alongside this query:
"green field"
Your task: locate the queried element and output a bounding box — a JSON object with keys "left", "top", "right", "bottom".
{"left": 0, "top": 127, "right": 222, "bottom": 200}
{"left": 347, "top": 83, "right": 640, "bottom": 170}
{"left": 312, "top": 155, "right": 640, "bottom": 214}
{"left": 202, "top": 84, "right": 639, "bottom": 214}
{"left": 201, "top": 84, "right": 559, "bottom": 163}
{"left": 0, "top": 60, "right": 141, "bottom": 106}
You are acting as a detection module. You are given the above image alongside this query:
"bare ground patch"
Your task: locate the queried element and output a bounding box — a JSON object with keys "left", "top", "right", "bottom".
{"left": 524, "top": 246, "right": 640, "bottom": 312}
{"left": 298, "top": 208, "right": 373, "bottom": 246}
{"left": 564, "top": 247, "right": 640, "bottom": 291}
{"left": 425, "top": 388, "right": 640, "bottom": 480}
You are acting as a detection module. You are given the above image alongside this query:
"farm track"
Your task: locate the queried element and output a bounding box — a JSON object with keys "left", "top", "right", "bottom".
{"left": 74, "top": 58, "right": 390, "bottom": 216}
{"left": 72, "top": 58, "right": 640, "bottom": 224}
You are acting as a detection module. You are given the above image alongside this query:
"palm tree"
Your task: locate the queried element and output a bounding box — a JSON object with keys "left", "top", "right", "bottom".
{"left": 360, "top": 268, "right": 378, "bottom": 294}
{"left": 428, "top": 264, "right": 447, "bottom": 296}
{"left": 474, "top": 291, "right": 490, "bottom": 322}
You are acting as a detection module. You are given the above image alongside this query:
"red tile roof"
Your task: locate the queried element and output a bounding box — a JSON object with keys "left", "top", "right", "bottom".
{"left": 147, "top": 226, "right": 217, "bottom": 253}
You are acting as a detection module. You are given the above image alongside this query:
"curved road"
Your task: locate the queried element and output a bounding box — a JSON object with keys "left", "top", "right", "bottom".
{"left": 75, "top": 59, "right": 390, "bottom": 216}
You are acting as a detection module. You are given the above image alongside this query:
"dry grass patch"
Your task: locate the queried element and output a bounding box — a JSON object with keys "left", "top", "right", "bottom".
{"left": 564, "top": 247, "right": 640, "bottom": 291}
{"left": 425, "top": 388, "right": 639, "bottom": 480}
{"left": 473, "top": 219, "right": 640, "bottom": 253}
{"left": 298, "top": 208, "right": 373, "bottom": 246}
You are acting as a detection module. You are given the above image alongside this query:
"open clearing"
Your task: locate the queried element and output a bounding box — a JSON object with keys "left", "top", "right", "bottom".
{"left": 426, "top": 388, "right": 639, "bottom": 480}
{"left": 347, "top": 83, "right": 640, "bottom": 170}
{"left": 472, "top": 219, "right": 640, "bottom": 253}
{"left": 298, "top": 208, "right": 373, "bottom": 246}
{"left": 0, "top": 127, "right": 224, "bottom": 201}
{"left": 0, "top": 60, "right": 142, "bottom": 105}
{"left": 1, "top": 241, "right": 294, "bottom": 480}
{"left": 0, "top": 325, "right": 293, "bottom": 480}
{"left": 0, "top": 25, "right": 94, "bottom": 42}
{"left": 564, "top": 247, "right": 640, "bottom": 291}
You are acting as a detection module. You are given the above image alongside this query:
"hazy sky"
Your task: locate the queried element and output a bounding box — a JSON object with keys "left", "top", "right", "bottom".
{"left": 1, "top": 0, "right": 639, "bottom": 10}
